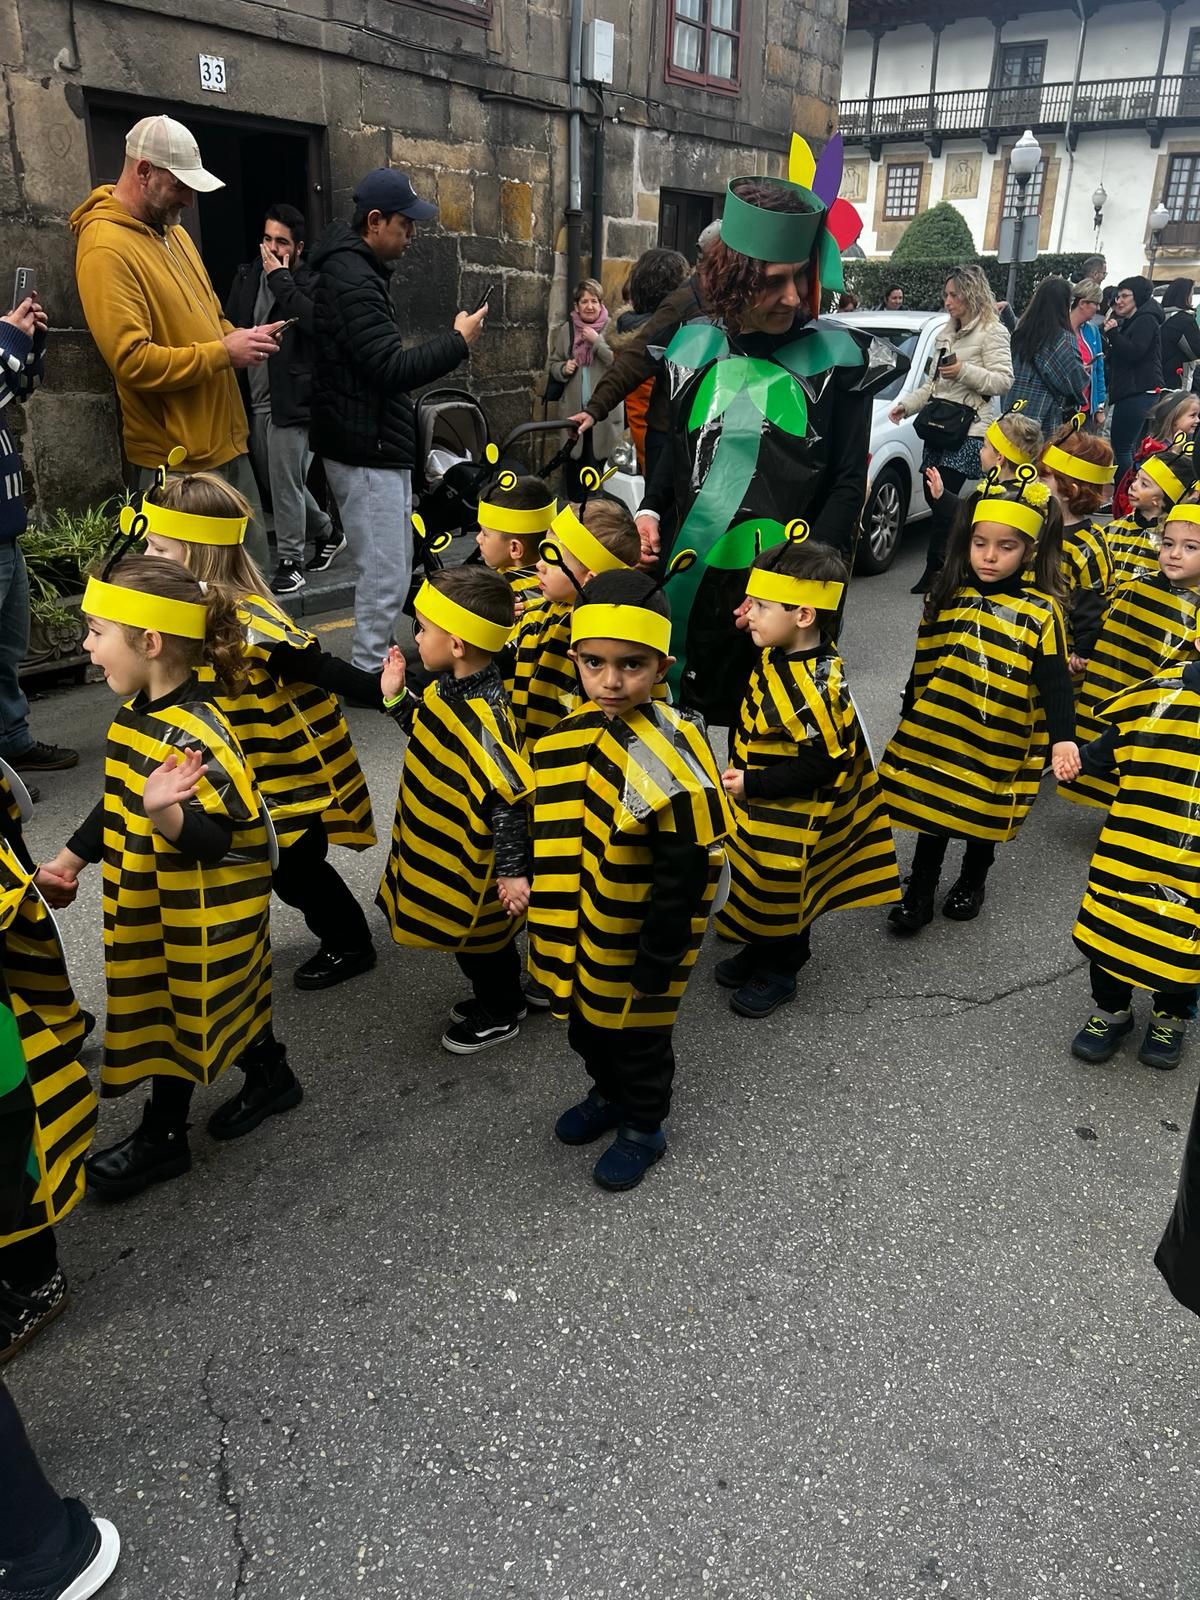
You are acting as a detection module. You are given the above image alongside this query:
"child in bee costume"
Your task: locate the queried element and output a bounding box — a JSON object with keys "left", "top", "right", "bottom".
{"left": 376, "top": 565, "right": 534, "bottom": 1056}
{"left": 1104, "top": 433, "right": 1197, "bottom": 587}
{"left": 473, "top": 470, "right": 557, "bottom": 616}
{"left": 136, "top": 456, "right": 378, "bottom": 993}
{"left": 0, "top": 769, "right": 95, "bottom": 1361}
{"left": 921, "top": 405, "right": 1044, "bottom": 585}
{"left": 880, "top": 468, "right": 1079, "bottom": 933}
{"left": 39, "top": 557, "right": 296, "bottom": 1203}
{"left": 1037, "top": 419, "right": 1116, "bottom": 670}
{"left": 528, "top": 565, "right": 731, "bottom": 1191}
{"left": 713, "top": 529, "right": 900, "bottom": 1018}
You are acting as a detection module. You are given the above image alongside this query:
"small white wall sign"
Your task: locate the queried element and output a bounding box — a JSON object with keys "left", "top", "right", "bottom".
{"left": 199, "top": 54, "right": 227, "bottom": 93}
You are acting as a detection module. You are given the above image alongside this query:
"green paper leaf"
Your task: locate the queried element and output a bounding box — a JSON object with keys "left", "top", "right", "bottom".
{"left": 706, "top": 518, "right": 789, "bottom": 571}
{"left": 746, "top": 364, "right": 808, "bottom": 437}
{"left": 688, "top": 357, "right": 754, "bottom": 431}
{"left": 665, "top": 321, "right": 730, "bottom": 372}
{"left": 774, "top": 327, "right": 865, "bottom": 378}
{"left": 819, "top": 227, "right": 844, "bottom": 292}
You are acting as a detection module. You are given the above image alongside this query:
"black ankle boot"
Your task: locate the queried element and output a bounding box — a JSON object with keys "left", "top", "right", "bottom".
{"left": 942, "top": 876, "right": 987, "bottom": 920}
{"left": 887, "top": 877, "right": 937, "bottom": 936}
{"left": 86, "top": 1113, "right": 191, "bottom": 1201}
{"left": 208, "top": 1037, "right": 302, "bottom": 1141}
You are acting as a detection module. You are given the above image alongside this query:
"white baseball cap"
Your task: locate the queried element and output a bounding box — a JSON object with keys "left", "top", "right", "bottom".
{"left": 125, "top": 115, "right": 224, "bottom": 193}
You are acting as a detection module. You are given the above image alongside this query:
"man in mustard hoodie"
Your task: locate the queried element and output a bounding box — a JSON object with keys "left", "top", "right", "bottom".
{"left": 70, "top": 116, "right": 282, "bottom": 563}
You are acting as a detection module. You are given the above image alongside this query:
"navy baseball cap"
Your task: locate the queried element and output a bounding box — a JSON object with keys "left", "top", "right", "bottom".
{"left": 353, "top": 168, "right": 438, "bottom": 221}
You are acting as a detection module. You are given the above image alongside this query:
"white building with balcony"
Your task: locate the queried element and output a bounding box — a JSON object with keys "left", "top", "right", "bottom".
{"left": 839, "top": 0, "right": 1200, "bottom": 283}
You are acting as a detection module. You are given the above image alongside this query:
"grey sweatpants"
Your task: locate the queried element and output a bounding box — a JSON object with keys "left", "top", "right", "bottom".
{"left": 249, "top": 415, "right": 332, "bottom": 564}
{"left": 323, "top": 460, "right": 413, "bottom": 670}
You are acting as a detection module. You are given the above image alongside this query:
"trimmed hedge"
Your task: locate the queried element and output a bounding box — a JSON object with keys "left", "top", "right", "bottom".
{"left": 890, "top": 203, "right": 975, "bottom": 263}
{"left": 844, "top": 252, "right": 1097, "bottom": 312}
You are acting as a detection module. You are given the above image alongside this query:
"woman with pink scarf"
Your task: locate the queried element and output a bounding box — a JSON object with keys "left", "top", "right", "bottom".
{"left": 548, "top": 277, "right": 626, "bottom": 496}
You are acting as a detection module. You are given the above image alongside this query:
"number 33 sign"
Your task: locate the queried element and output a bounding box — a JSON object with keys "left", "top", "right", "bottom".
{"left": 198, "top": 54, "right": 227, "bottom": 92}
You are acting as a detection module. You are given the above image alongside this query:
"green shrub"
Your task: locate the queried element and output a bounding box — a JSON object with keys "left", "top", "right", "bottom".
{"left": 843, "top": 252, "right": 1098, "bottom": 313}
{"left": 890, "top": 202, "right": 975, "bottom": 263}
{"left": 23, "top": 500, "right": 123, "bottom": 627}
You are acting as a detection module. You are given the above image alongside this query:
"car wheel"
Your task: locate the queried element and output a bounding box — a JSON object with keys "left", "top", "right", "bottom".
{"left": 857, "top": 467, "right": 906, "bottom": 575}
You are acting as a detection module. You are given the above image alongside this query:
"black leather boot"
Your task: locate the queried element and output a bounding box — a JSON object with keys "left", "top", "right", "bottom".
{"left": 86, "top": 1115, "right": 191, "bottom": 1201}
{"left": 887, "top": 876, "right": 938, "bottom": 936}
{"left": 208, "top": 1037, "right": 303, "bottom": 1141}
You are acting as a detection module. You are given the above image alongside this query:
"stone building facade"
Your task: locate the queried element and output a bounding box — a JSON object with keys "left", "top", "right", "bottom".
{"left": 4, "top": 0, "right": 846, "bottom": 513}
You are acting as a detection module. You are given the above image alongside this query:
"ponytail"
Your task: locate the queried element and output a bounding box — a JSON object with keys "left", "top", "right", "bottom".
{"left": 100, "top": 555, "right": 249, "bottom": 697}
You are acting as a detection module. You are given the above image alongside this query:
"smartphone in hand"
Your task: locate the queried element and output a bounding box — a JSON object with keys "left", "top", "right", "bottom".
{"left": 472, "top": 283, "right": 497, "bottom": 314}
{"left": 12, "top": 267, "right": 34, "bottom": 310}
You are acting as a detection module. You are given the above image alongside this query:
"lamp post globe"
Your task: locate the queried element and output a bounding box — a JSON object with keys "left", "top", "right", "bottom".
{"left": 1148, "top": 201, "right": 1172, "bottom": 279}
{"left": 1005, "top": 131, "right": 1043, "bottom": 310}
{"left": 1092, "top": 182, "right": 1107, "bottom": 232}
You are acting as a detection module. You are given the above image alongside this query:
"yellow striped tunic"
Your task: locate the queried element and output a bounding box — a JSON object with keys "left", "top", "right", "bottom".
{"left": 1105, "top": 514, "right": 1159, "bottom": 588}
{"left": 0, "top": 824, "right": 95, "bottom": 1244}
{"left": 1073, "top": 677, "right": 1200, "bottom": 990}
{"left": 878, "top": 586, "right": 1067, "bottom": 843}
{"left": 376, "top": 678, "right": 532, "bottom": 954}
{"left": 203, "top": 596, "right": 374, "bottom": 852}
{"left": 508, "top": 600, "right": 578, "bottom": 750}
{"left": 1060, "top": 516, "right": 1113, "bottom": 648}
{"left": 100, "top": 692, "right": 273, "bottom": 1096}
{"left": 501, "top": 564, "right": 545, "bottom": 617}
{"left": 1061, "top": 574, "right": 1200, "bottom": 809}
{"left": 528, "top": 703, "right": 730, "bottom": 1031}
{"left": 717, "top": 649, "right": 900, "bottom": 941}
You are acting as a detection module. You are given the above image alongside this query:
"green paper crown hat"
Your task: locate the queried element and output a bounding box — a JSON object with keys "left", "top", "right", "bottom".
{"left": 719, "top": 176, "right": 826, "bottom": 264}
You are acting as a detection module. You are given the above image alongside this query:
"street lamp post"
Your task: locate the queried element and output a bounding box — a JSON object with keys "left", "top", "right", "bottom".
{"left": 1147, "top": 201, "right": 1172, "bottom": 282}
{"left": 1005, "top": 129, "right": 1043, "bottom": 311}
{"left": 1092, "top": 182, "right": 1107, "bottom": 237}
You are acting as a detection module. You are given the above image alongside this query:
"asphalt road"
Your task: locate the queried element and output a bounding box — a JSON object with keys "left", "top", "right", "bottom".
{"left": 6, "top": 527, "right": 1199, "bottom": 1600}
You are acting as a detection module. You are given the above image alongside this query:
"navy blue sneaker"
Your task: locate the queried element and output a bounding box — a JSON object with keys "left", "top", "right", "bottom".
{"left": 714, "top": 947, "right": 755, "bottom": 989}
{"left": 729, "top": 971, "right": 797, "bottom": 1018}
{"left": 1138, "top": 1016, "right": 1186, "bottom": 1071}
{"left": 554, "top": 1090, "right": 623, "bottom": 1146}
{"left": 1070, "top": 1010, "right": 1134, "bottom": 1063}
{"left": 592, "top": 1125, "right": 667, "bottom": 1191}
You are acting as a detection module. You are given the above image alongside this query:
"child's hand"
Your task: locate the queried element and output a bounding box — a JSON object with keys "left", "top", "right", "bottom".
{"left": 36, "top": 857, "right": 80, "bottom": 907}
{"left": 144, "top": 748, "right": 206, "bottom": 818}
{"left": 497, "top": 875, "right": 530, "bottom": 916}
{"left": 732, "top": 598, "right": 752, "bottom": 631}
{"left": 924, "top": 466, "right": 944, "bottom": 500}
{"left": 721, "top": 766, "right": 746, "bottom": 800}
{"left": 513, "top": 598, "right": 527, "bottom": 620}
{"left": 1068, "top": 653, "right": 1088, "bottom": 675}
{"left": 380, "top": 645, "right": 406, "bottom": 701}
{"left": 1051, "top": 740, "right": 1082, "bottom": 782}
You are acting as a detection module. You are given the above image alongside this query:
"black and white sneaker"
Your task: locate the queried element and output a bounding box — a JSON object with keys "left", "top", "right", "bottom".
{"left": 448, "top": 995, "right": 527, "bottom": 1025}
{"left": 0, "top": 1496, "right": 121, "bottom": 1600}
{"left": 306, "top": 532, "right": 347, "bottom": 574}
{"left": 522, "top": 976, "right": 554, "bottom": 1010}
{"left": 0, "top": 1267, "right": 69, "bottom": 1363}
{"left": 270, "top": 559, "right": 306, "bottom": 596}
{"left": 441, "top": 1000, "right": 520, "bottom": 1054}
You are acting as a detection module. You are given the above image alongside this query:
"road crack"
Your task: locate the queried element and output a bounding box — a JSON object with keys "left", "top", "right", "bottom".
{"left": 201, "top": 1358, "right": 250, "bottom": 1597}
{"left": 798, "top": 955, "right": 1090, "bottom": 1019}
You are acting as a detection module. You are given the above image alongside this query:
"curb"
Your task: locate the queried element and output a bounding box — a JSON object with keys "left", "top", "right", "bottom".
{"left": 279, "top": 574, "right": 356, "bottom": 621}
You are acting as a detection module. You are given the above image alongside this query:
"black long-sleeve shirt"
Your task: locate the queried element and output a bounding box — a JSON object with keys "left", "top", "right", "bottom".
{"left": 631, "top": 834, "right": 711, "bottom": 996}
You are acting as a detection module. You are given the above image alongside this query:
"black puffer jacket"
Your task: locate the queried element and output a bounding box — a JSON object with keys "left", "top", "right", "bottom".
{"left": 309, "top": 222, "right": 468, "bottom": 468}
{"left": 1106, "top": 298, "right": 1165, "bottom": 403}
{"left": 224, "top": 258, "right": 320, "bottom": 430}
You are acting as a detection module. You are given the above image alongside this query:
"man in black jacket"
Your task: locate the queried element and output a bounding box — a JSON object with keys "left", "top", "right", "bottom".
{"left": 309, "top": 170, "right": 486, "bottom": 669}
{"left": 225, "top": 203, "right": 333, "bottom": 595}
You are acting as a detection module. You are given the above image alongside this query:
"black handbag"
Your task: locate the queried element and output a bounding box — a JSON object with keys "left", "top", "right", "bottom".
{"left": 912, "top": 397, "right": 976, "bottom": 450}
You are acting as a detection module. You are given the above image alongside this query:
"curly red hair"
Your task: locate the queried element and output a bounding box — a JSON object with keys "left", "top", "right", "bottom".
{"left": 698, "top": 180, "right": 821, "bottom": 331}
{"left": 1040, "top": 426, "right": 1115, "bottom": 518}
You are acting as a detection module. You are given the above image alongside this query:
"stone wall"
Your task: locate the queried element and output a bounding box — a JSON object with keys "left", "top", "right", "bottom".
{"left": 1, "top": 0, "right": 847, "bottom": 515}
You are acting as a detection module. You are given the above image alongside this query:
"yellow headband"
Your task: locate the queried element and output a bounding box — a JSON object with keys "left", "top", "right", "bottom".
{"left": 413, "top": 580, "right": 512, "bottom": 654}
{"left": 1040, "top": 442, "right": 1116, "bottom": 485}
{"left": 1165, "top": 504, "right": 1200, "bottom": 528}
{"left": 476, "top": 498, "right": 556, "bottom": 538}
{"left": 972, "top": 498, "right": 1044, "bottom": 540}
{"left": 549, "top": 505, "right": 631, "bottom": 576}
{"left": 571, "top": 603, "right": 672, "bottom": 655}
{"left": 140, "top": 498, "right": 247, "bottom": 547}
{"left": 985, "top": 420, "right": 1034, "bottom": 466}
{"left": 82, "top": 576, "right": 207, "bottom": 640}
{"left": 746, "top": 567, "right": 845, "bottom": 610}
{"left": 1142, "top": 454, "right": 1187, "bottom": 504}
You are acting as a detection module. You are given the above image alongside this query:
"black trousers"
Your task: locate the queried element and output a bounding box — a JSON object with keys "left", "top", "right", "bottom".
{"left": 568, "top": 1010, "right": 675, "bottom": 1132}
{"left": 273, "top": 822, "right": 371, "bottom": 954}
{"left": 0, "top": 1380, "right": 70, "bottom": 1563}
{"left": 911, "top": 832, "right": 996, "bottom": 888}
{"left": 455, "top": 942, "right": 524, "bottom": 1019}
{"left": 745, "top": 927, "right": 812, "bottom": 977}
{"left": 0, "top": 1226, "right": 57, "bottom": 1289}
{"left": 1090, "top": 962, "right": 1197, "bottom": 1021}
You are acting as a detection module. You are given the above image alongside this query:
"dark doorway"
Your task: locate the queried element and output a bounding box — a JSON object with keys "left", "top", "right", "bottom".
{"left": 658, "top": 188, "right": 717, "bottom": 262}
{"left": 83, "top": 93, "right": 327, "bottom": 309}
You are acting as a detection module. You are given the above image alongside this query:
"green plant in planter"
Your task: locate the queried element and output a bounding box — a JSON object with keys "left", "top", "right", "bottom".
{"left": 23, "top": 498, "right": 127, "bottom": 631}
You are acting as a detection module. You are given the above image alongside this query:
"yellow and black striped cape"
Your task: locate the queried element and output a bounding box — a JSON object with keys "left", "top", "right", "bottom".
{"left": 100, "top": 693, "right": 273, "bottom": 1096}
{"left": 376, "top": 679, "right": 533, "bottom": 954}
{"left": 1060, "top": 516, "right": 1113, "bottom": 651}
{"left": 716, "top": 649, "right": 900, "bottom": 941}
{"left": 878, "top": 585, "right": 1067, "bottom": 843}
{"left": 1104, "top": 513, "right": 1159, "bottom": 588}
{"left": 201, "top": 595, "right": 374, "bottom": 852}
{"left": 501, "top": 564, "right": 545, "bottom": 617}
{"left": 528, "top": 702, "right": 730, "bottom": 1031}
{"left": 0, "top": 809, "right": 95, "bottom": 1244}
{"left": 1073, "top": 676, "right": 1200, "bottom": 991}
{"left": 1061, "top": 574, "right": 1200, "bottom": 809}
{"left": 507, "top": 599, "right": 578, "bottom": 751}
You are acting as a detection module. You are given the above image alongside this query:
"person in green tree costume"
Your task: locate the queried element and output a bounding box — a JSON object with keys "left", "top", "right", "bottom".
{"left": 635, "top": 134, "right": 907, "bottom": 726}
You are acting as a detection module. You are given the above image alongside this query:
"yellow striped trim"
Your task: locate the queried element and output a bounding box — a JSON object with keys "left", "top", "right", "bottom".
{"left": 477, "top": 498, "right": 556, "bottom": 536}
{"left": 1142, "top": 454, "right": 1186, "bottom": 503}
{"left": 746, "top": 568, "right": 845, "bottom": 610}
{"left": 972, "top": 498, "right": 1043, "bottom": 540}
{"left": 1041, "top": 442, "right": 1116, "bottom": 484}
{"left": 142, "top": 498, "right": 247, "bottom": 546}
{"left": 549, "top": 505, "right": 631, "bottom": 575}
{"left": 571, "top": 603, "right": 672, "bottom": 654}
{"left": 986, "top": 420, "right": 1034, "bottom": 465}
{"left": 413, "top": 581, "right": 512, "bottom": 653}
{"left": 1165, "top": 503, "right": 1200, "bottom": 529}
{"left": 83, "top": 577, "right": 207, "bottom": 640}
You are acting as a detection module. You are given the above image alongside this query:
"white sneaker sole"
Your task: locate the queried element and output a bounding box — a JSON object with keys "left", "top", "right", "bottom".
{"left": 60, "top": 1519, "right": 121, "bottom": 1600}
{"left": 440, "top": 1025, "right": 520, "bottom": 1055}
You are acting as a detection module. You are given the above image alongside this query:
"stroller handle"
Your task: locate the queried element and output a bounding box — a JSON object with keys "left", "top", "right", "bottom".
{"left": 497, "top": 419, "right": 579, "bottom": 453}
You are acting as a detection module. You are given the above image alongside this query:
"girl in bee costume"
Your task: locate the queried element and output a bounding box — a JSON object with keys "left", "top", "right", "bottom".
{"left": 39, "top": 556, "right": 297, "bottom": 1203}
{"left": 1105, "top": 433, "right": 1197, "bottom": 588}
{"left": 714, "top": 527, "right": 899, "bottom": 1018}
{"left": 1037, "top": 419, "right": 1115, "bottom": 668}
{"left": 879, "top": 468, "right": 1078, "bottom": 934}
{"left": 528, "top": 564, "right": 731, "bottom": 1191}
{"left": 137, "top": 456, "right": 377, "bottom": 993}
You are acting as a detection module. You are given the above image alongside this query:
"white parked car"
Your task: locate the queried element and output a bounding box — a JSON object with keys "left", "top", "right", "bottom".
{"left": 827, "top": 309, "right": 950, "bottom": 574}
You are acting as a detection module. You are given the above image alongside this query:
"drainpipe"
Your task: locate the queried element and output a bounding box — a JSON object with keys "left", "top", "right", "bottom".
{"left": 590, "top": 109, "right": 606, "bottom": 279}
{"left": 566, "top": 0, "right": 584, "bottom": 296}
{"left": 1054, "top": 0, "right": 1089, "bottom": 250}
